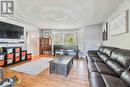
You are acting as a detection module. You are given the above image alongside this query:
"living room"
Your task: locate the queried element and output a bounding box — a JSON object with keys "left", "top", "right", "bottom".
{"left": 0, "top": 0, "right": 130, "bottom": 87}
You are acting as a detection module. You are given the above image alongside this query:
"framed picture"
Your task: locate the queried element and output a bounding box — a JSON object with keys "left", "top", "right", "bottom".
{"left": 102, "top": 22, "right": 108, "bottom": 41}
{"left": 110, "top": 10, "right": 128, "bottom": 36}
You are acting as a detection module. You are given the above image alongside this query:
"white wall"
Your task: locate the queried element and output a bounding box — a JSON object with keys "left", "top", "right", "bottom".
{"left": 0, "top": 17, "right": 40, "bottom": 55}
{"left": 83, "top": 24, "right": 102, "bottom": 54}
{"left": 102, "top": 0, "right": 130, "bottom": 49}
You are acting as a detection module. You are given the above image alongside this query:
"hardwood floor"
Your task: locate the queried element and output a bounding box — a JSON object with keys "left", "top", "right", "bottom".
{"left": 4, "top": 57, "right": 90, "bottom": 87}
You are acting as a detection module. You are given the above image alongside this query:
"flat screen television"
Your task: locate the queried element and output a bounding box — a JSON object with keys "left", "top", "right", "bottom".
{"left": 0, "top": 21, "right": 24, "bottom": 39}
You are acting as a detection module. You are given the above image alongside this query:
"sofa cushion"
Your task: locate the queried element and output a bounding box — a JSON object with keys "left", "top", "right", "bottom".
{"left": 92, "top": 56, "right": 103, "bottom": 62}
{"left": 95, "top": 62, "right": 117, "bottom": 76}
{"left": 90, "top": 72, "right": 106, "bottom": 87}
{"left": 121, "top": 69, "right": 130, "bottom": 86}
{"left": 97, "top": 52, "right": 109, "bottom": 62}
{"left": 111, "top": 49, "right": 130, "bottom": 68}
{"left": 106, "top": 60, "right": 125, "bottom": 76}
{"left": 87, "top": 54, "right": 103, "bottom": 62}
{"left": 102, "top": 74, "right": 127, "bottom": 87}
{"left": 102, "top": 47, "right": 117, "bottom": 57}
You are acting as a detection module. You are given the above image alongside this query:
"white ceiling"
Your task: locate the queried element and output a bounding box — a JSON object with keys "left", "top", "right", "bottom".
{"left": 8, "top": 0, "right": 123, "bottom": 29}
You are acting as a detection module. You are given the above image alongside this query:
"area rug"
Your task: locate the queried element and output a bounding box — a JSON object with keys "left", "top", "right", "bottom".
{"left": 10, "top": 58, "right": 54, "bottom": 75}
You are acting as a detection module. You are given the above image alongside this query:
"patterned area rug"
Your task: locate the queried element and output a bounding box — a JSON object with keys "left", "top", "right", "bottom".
{"left": 10, "top": 58, "right": 53, "bottom": 75}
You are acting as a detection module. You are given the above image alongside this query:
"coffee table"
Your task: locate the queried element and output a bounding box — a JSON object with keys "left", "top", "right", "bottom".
{"left": 49, "top": 56, "right": 73, "bottom": 76}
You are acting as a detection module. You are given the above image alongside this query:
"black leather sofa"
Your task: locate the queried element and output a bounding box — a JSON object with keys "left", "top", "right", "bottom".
{"left": 87, "top": 46, "right": 130, "bottom": 87}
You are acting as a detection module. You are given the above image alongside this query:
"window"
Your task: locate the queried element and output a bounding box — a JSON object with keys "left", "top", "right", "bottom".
{"left": 54, "top": 32, "right": 77, "bottom": 45}
{"left": 54, "top": 32, "right": 63, "bottom": 45}
{"left": 64, "top": 33, "right": 77, "bottom": 45}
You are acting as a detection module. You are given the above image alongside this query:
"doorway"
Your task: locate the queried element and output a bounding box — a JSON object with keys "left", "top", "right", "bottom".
{"left": 26, "top": 31, "right": 39, "bottom": 56}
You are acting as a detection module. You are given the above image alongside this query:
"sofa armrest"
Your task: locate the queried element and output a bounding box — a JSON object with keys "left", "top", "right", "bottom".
{"left": 88, "top": 50, "right": 98, "bottom": 55}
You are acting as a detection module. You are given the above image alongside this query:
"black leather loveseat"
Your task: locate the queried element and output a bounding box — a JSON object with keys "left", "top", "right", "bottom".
{"left": 87, "top": 46, "right": 130, "bottom": 87}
